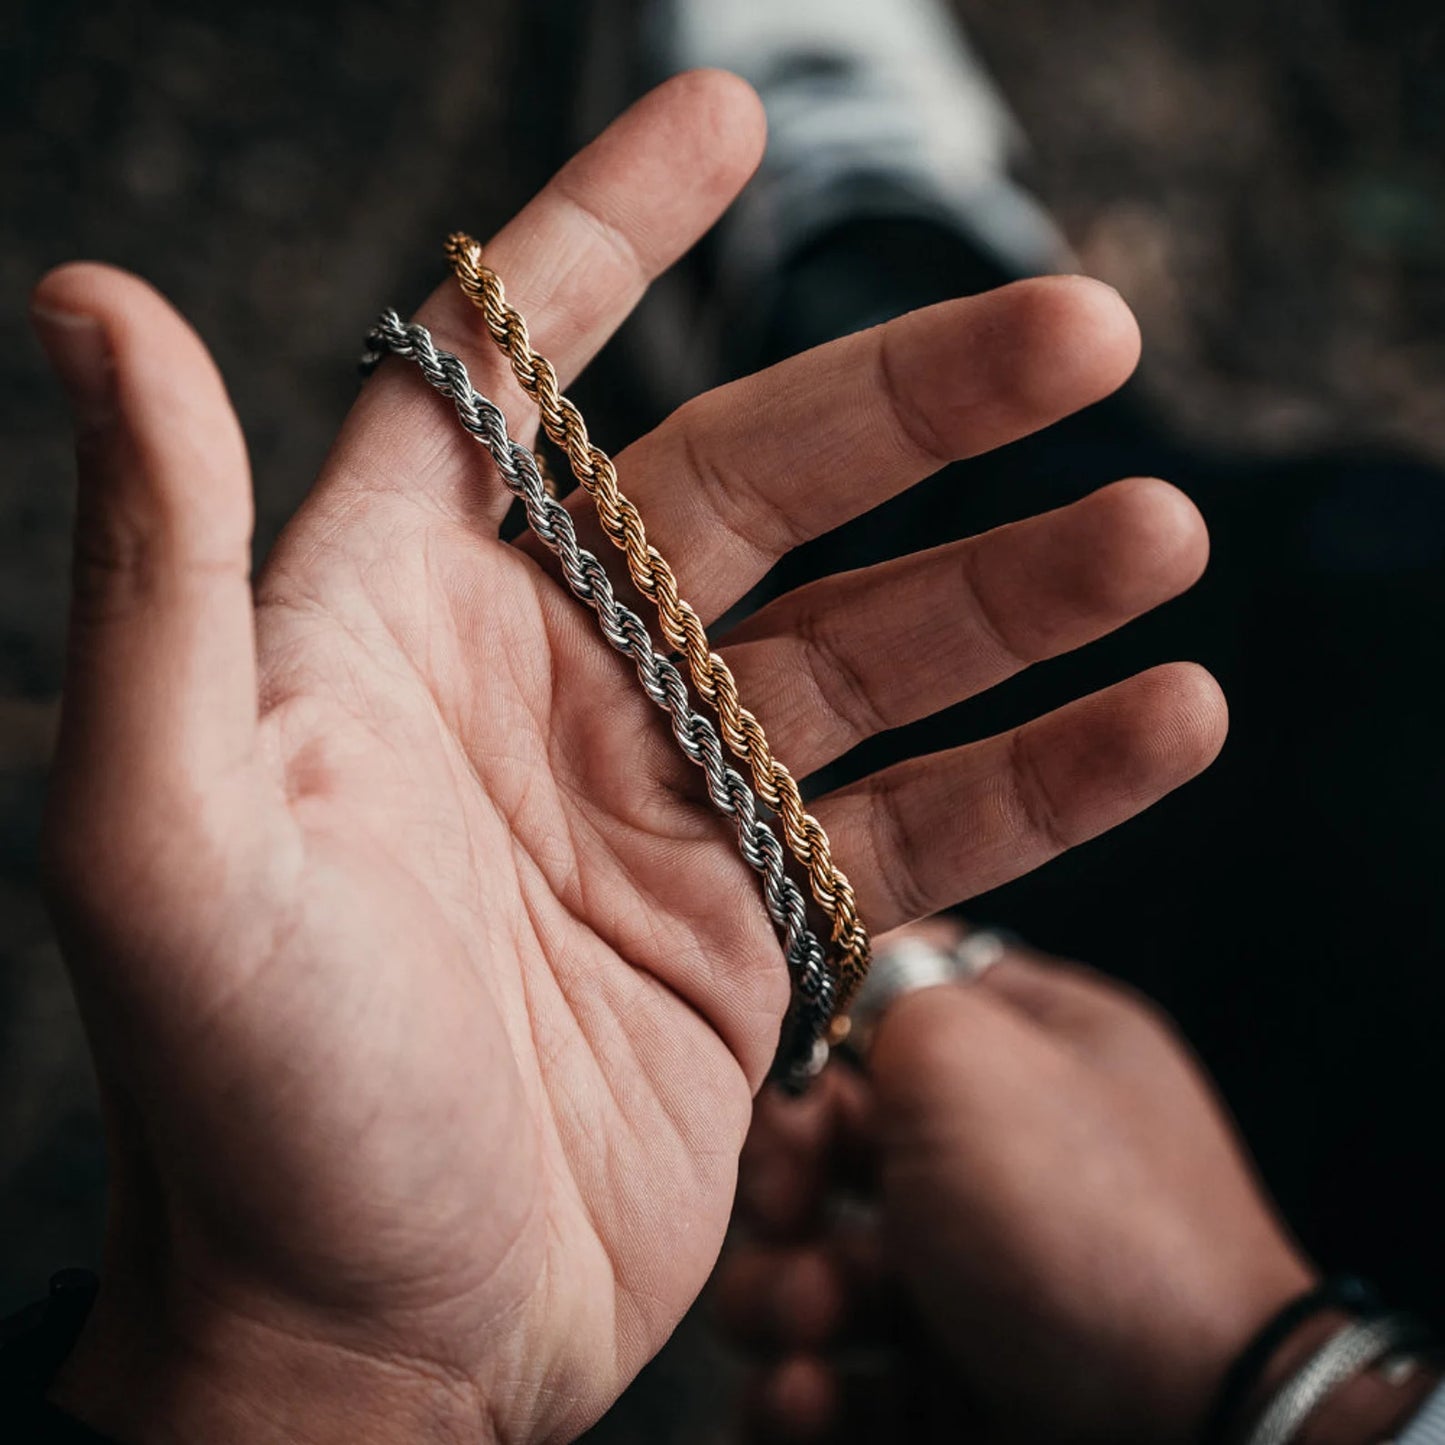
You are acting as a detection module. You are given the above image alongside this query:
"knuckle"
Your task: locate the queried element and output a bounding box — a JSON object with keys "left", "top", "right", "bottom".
{"left": 1111, "top": 980, "right": 1181, "bottom": 1040}
{"left": 865, "top": 779, "right": 936, "bottom": 925}
{"left": 1055, "top": 960, "right": 1180, "bottom": 1042}
{"left": 794, "top": 608, "right": 891, "bottom": 743}
{"left": 876, "top": 324, "right": 952, "bottom": 468}
{"left": 67, "top": 498, "right": 247, "bottom": 630}
{"left": 1005, "top": 726, "right": 1072, "bottom": 856}
{"left": 553, "top": 178, "right": 650, "bottom": 290}
{"left": 959, "top": 543, "right": 1034, "bottom": 671}
{"left": 677, "top": 416, "right": 813, "bottom": 565}
{"left": 68, "top": 499, "right": 161, "bottom": 626}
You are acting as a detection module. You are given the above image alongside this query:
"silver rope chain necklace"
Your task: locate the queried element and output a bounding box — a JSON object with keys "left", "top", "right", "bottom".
{"left": 361, "top": 312, "right": 831, "bottom": 1085}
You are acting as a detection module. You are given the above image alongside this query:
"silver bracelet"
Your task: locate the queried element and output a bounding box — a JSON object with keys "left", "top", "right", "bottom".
{"left": 1244, "top": 1312, "right": 1427, "bottom": 1445}
{"left": 1393, "top": 1380, "right": 1445, "bottom": 1445}
{"left": 360, "top": 312, "right": 833, "bottom": 1085}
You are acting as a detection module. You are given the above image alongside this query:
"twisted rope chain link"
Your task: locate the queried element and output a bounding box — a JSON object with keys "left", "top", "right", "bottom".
{"left": 362, "top": 312, "right": 832, "bottom": 1083}
{"left": 445, "top": 233, "right": 871, "bottom": 1021}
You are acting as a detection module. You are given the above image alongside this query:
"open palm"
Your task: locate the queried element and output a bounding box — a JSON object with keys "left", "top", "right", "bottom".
{"left": 33, "top": 73, "right": 1224, "bottom": 1445}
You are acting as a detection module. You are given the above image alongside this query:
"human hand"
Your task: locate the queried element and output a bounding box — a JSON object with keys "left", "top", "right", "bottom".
{"left": 31, "top": 71, "right": 1223, "bottom": 1445}
{"left": 720, "top": 925, "right": 1314, "bottom": 1445}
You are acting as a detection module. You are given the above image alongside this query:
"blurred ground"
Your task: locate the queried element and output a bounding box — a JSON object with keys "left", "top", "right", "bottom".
{"left": 3, "top": 1, "right": 1443, "bottom": 1439}
{"left": 958, "top": 0, "right": 1445, "bottom": 459}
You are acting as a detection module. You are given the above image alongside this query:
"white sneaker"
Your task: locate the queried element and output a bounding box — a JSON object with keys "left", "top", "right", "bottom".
{"left": 648, "top": 0, "right": 1070, "bottom": 286}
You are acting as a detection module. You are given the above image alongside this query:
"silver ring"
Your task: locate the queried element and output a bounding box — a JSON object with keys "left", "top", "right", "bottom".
{"left": 845, "top": 928, "right": 1009, "bottom": 1054}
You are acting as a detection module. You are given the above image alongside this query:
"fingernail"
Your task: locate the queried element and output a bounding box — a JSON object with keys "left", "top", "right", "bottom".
{"left": 31, "top": 304, "right": 116, "bottom": 434}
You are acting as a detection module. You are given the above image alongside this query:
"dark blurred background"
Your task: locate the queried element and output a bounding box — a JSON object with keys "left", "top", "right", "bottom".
{"left": 4, "top": 2, "right": 1445, "bottom": 1439}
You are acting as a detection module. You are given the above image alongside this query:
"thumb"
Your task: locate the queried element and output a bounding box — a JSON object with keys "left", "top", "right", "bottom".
{"left": 31, "top": 263, "right": 260, "bottom": 933}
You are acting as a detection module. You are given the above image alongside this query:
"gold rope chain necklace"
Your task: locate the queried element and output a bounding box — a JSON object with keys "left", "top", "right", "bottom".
{"left": 445, "top": 233, "right": 871, "bottom": 1030}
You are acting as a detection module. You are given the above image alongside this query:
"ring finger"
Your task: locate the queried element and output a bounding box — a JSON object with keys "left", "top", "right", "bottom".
{"left": 716, "top": 476, "right": 1207, "bottom": 779}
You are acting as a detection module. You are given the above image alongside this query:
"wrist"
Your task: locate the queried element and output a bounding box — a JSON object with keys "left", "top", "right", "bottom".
{"left": 1238, "top": 1310, "right": 1439, "bottom": 1445}
{"left": 1296, "top": 1360, "right": 1442, "bottom": 1445}
{"left": 48, "top": 1272, "right": 494, "bottom": 1445}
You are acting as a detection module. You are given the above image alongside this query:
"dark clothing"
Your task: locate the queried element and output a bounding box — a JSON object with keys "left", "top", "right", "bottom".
{"left": 752, "top": 215, "right": 1445, "bottom": 1318}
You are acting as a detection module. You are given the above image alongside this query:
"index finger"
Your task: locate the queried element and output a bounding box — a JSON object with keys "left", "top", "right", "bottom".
{"left": 327, "top": 69, "right": 766, "bottom": 528}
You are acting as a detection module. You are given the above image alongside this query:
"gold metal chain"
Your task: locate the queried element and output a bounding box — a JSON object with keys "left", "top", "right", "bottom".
{"left": 445, "top": 232, "right": 871, "bottom": 1023}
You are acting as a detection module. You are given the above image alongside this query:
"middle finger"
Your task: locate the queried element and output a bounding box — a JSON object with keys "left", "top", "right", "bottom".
{"left": 536, "top": 274, "right": 1140, "bottom": 622}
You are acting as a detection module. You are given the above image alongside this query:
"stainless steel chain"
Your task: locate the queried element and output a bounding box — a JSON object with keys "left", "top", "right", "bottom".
{"left": 361, "top": 312, "right": 831, "bottom": 1084}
